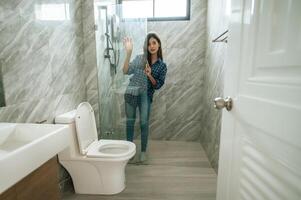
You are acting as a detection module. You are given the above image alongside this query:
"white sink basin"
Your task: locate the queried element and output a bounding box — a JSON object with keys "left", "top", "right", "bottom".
{"left": 0, "top": 123, "right": 69, "bottom": 193}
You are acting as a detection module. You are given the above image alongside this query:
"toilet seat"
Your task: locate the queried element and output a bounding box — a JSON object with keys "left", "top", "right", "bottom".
{"left": 86, "top": 140, "right": 135, "bottom": 158}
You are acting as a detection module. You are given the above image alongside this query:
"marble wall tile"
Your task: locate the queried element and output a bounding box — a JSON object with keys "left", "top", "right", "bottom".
{"left": 0, "top": 0, "right": 86, "bottom": 108}
{"left": 201, "top": 0, "right": 229, "bottom": 172}
{"left": 149, "top": 93, "right": 166, "bottom": 139}
{"left": 165, "top": 120, "right": 202, "bottom": 141}
{"left": 164, "top": 47, "right": 205, "bottom": 86}
{"left": 0, "top": 88, "right": 86, "bottom": 124}
{"left": 147, "top": 0, "right": 207, "bottom": 141}
{"left": 52, "top": 90, "right": 87, "bottom": 117}
{"left": 82, "top": 0, "right": 99, "bottom": 132}
{"left": 0, "top": 0, "right": 88, "bottom": 192}
{"left": 165, "top": 83, "right": 204, "bottom": 122}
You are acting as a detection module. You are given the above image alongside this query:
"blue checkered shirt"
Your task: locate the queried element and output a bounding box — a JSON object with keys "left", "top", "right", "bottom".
{"left": 124, "top": 54, "right": 167, "bottom": 105}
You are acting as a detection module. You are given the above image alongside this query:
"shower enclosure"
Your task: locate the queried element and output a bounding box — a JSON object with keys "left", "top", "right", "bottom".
{"left": 94, "top": 3, "right": 147, "bottom": 139}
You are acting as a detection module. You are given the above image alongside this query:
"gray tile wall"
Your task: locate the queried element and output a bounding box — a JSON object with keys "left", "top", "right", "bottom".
{"left": 0, "top": 0, "right": 87, "bottom": 123}
{"left": 147, "top": 0, "right": 207, "bottom": 141}
{"left": 201, "top": 0, "right": 229, "bottom": 172}
{"left": 82, "top": 0, "right": 99, "bottom": 131}
{"left": 0, "top": 0, "right": 91, "bottom": 192}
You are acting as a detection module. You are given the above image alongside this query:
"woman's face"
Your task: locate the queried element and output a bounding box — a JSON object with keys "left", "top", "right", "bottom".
{"left": 148, "top": 37, "right": 160, "bottom": 55}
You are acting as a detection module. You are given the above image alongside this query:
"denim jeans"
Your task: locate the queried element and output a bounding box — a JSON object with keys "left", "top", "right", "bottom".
{"left": 125, "top": 92, "right": 151, "bottom": 152}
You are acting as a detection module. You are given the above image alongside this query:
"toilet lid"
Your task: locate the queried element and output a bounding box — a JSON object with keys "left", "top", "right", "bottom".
{"left": 75, "top": 102, "right": 98, "bottom": 155}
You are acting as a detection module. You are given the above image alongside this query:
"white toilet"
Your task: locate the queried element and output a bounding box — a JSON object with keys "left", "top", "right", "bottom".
{"left": 55, "top": 102, "right": 136, "bottom": 195}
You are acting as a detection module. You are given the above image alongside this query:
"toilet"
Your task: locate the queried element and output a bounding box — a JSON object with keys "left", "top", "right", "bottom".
{"left": 55, "top": 102, "right": 136, "bottom": 195}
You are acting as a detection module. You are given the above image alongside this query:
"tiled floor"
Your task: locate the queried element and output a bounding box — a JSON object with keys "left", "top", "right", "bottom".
{"left": 62, "top": 140, "right": 217, "bottom": 200}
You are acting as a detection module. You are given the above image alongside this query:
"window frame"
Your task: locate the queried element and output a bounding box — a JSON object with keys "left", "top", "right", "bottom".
{"left": 117, "top": 0, "right": 191, "bottom": 21}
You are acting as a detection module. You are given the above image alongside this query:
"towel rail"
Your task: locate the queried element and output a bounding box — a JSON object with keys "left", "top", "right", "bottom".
{"left": 212, "top": 30, "right": 228, "bottom": 43}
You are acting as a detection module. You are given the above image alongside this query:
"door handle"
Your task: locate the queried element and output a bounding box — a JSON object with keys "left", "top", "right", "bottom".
{"left": 214, "top": 97, "right": 233, "bottom": 111}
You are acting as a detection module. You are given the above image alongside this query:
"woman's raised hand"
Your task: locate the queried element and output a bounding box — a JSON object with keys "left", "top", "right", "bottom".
{"left": 122, "top": 37, "right": 133, "bottom": 74}
{"left": 123, "top": 37, "right": 133, "bottom": 54}
{"left": 144, "top": 63, "right": 152, "bottom": 76}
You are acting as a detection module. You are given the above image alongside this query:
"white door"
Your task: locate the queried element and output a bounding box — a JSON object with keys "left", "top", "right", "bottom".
{"left": 216, "top": 0, "right": 301, "bottom": 199}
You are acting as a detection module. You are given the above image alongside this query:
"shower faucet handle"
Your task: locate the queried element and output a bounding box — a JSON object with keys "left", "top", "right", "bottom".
{"left": 214, "top": 97, "right": 233, "bottom": 111}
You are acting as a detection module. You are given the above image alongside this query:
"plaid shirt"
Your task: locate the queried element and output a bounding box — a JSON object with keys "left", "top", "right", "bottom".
{"left": 125, "top": 54, "right": 167, "bottom": 106}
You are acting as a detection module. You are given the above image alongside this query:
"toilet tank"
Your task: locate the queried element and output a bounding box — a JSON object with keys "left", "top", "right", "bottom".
{"left": 55, "top": 110, "right": 80, "bottom": 160}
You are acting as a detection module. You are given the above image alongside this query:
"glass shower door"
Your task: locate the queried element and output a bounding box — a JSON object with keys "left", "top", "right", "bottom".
{"left": 94, "top": 3, "right": 147, "bottom": 140}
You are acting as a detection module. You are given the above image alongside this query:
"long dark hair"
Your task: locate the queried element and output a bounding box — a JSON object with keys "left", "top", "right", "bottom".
{"left": 143, "top": 32, "right": 163, "bottom": 66}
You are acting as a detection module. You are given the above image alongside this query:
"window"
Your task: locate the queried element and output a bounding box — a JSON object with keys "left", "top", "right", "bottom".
{"left": 119, "top": 0, "right": 190, "bottom": 21}
{"left": 35, "top": 3, "right": 70, "bottom": 21}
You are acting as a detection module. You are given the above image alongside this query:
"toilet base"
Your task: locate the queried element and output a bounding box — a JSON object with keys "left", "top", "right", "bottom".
{"left": 60, "top": 159, "right": 127, "bottom": 195}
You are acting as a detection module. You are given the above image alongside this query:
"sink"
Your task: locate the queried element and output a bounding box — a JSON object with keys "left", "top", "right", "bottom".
{"left": 0, "top": 123, "right": 69, "bottom": 193}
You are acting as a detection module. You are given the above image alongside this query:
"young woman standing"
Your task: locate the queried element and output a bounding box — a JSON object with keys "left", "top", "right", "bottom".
{"left": 123, "top": 32, "right": 167, "bottom": 163}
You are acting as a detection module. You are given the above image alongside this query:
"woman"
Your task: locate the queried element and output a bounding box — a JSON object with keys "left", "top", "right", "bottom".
{"left": 123, "top": 32, "right": 167, "bottom": 163}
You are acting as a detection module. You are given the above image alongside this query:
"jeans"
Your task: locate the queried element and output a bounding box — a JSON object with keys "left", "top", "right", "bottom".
{"left": 125, "top": 92, "right": 151, "bottom": 152}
